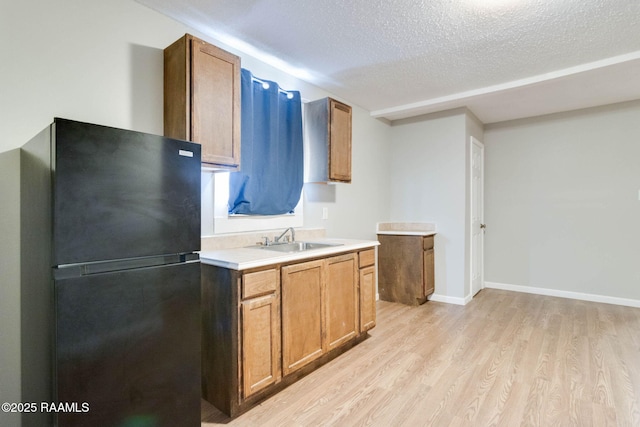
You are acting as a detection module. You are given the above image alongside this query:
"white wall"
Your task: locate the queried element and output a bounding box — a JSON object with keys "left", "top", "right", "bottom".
{"left": 0, "top": 150, "right": 21, "bottom": 427}
{"left": 388, "top": 110, "right": 468, "bottom": 300}
{"left": 0, "top": 0, "right": 187, "bottom": 152}
{"left": 484, "top": 100, "right": 640, "bottom": 302}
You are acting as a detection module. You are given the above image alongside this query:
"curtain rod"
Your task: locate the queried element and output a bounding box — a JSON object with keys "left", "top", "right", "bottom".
{"left": 250, "top": 75, "right": 296, "bottom": 99}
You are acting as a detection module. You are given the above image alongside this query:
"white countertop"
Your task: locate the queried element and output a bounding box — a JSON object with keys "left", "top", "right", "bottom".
{"left": 376, "top": 221, "right": 437, "bottom": 236}
{"left": 200, "top": 238, "right": 379, "bottom": 270}
{"left": 376, "top": 230, "right": 437, "bottom": 236}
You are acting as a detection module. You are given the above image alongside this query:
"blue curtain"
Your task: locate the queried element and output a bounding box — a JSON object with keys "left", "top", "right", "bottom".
{"left": 228, "top": 69, "right": 303, "bottom": 215}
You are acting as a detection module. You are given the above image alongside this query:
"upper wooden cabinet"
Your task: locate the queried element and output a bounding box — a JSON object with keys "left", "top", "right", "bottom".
{"left": 164, "top": 34, "right": 241, "bottom": 170}
{"left": 305, "top": 97, "right": 352, "bottom": 183}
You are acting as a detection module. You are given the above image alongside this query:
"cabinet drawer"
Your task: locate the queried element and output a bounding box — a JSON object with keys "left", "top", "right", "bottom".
{"left": 242, "top": 269, "right": 278, "bottom": 299}
{"left": 359, "top": 249, "right": 375, "bottom": 268}
{"left": 423, "top": 236, "right": 434, "bottom": 250}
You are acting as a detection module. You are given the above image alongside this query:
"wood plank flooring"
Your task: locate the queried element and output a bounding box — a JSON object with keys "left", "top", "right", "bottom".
{"left": 201, "top": 289, "right": 640, "bottom": 426}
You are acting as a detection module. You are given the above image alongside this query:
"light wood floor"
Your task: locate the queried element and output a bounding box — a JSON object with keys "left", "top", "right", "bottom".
{"left": 201, "top": 289, "right": 640, "bottom": 426}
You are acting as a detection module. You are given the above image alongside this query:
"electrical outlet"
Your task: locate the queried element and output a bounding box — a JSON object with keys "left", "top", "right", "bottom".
{"left": 322, "top": 207, "right": 329, "bottom": 220}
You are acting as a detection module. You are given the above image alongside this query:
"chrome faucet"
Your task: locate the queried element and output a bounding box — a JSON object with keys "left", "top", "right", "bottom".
{"left": 274, "top": 227, "right": 295, "bottom": 244}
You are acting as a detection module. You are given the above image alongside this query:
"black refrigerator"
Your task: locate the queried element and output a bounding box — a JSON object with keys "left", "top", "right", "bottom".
{"left": 21, "top": 118, "right": 202, "bottom": 427}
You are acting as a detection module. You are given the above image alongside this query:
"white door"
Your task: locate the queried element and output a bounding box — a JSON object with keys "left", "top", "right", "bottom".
{"left": 470, "top": 137, "right": 485, "bottom": 297}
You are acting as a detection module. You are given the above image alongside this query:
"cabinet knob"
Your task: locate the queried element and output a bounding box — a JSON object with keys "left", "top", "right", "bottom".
{"left": 480, "top": 224, "right": 486, "bottom": 229}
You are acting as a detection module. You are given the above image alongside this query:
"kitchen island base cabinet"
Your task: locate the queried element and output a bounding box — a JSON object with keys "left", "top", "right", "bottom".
{"left": 378, "top": 234, "right": 435, "bottom": 306}
{"left": 201, "top": 247, "right": 377, "bottom": 417}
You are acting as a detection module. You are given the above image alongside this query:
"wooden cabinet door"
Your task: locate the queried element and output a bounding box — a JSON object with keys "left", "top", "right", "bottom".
{"left": 241, "top": 293, "right": 280, "bottom": 398}
{"left": 423, "top": 248, "right": 435, "bottom": 297}
{"left": 325, "top": 254, "right": 358, "bottom": 350}
{"left": 378, "top": 234, "right": 427, "bottom": 305}
{"left": 359, "top": 265, "right": 376, "bottom": 332}
{"left": 190, "top": 38, "right": 240, "bottom": 168}
{"left": 281, "top": 260, "right": 325, "bottom": 375}
{"left": 328, "top": 99, "right": 352, "bottom": 182}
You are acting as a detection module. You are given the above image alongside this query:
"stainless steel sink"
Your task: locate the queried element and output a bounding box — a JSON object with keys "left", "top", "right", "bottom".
{"left": 256, "top": 241, "right": 342, "bottom": 253}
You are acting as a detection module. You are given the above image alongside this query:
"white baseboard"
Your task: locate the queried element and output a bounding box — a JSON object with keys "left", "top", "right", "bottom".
{"left": 484, "top": 281, "right": 640, "bottom": 308}
{"left": 428, "top": 293, "right": 472, "bottom": 306}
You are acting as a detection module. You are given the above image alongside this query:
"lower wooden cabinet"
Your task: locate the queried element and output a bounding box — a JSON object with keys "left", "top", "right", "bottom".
{"left": 281, "top": 260, "right": 325, "bottom": 375}
{"left": 358, "top": 249, "right": 377, "bottom": 332}
{"left": 202, "top": 246, "right": 377, "bottom": 417}
{"left": 241, "top": 269, "right": 281, "bottom": 398}
{"left": 325, "top": 254, "right": 359, "bottom": 350}
{"left": 281, "top": 253, "right": 359, "bottom": 375}
{"left": 423, "top": 246, "right": 435, "bottom": 297}
{"left": 378, "top": 234, "right": 435, "bottom": 305}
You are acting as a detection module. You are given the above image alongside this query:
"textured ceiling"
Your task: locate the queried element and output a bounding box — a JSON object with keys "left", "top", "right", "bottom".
{"left": 137, "top": 0, "right": 640, "bottom": 123}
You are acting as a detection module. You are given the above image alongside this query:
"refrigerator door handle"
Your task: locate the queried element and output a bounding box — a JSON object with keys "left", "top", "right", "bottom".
{"left": 54, "top": 253, "right": 200, "bottom": 280}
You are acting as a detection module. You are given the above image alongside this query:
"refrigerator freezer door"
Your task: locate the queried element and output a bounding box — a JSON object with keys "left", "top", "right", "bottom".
{"left": 52, "top": 119, "right": 201, "bottom": 266}
{"left": 54, "top": 262, "right": 201, "bottom": 427}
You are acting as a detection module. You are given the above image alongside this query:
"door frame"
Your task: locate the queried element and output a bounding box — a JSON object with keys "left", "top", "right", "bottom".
{"left": 469, "top": 136, "right": 485, "bottom": 298}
